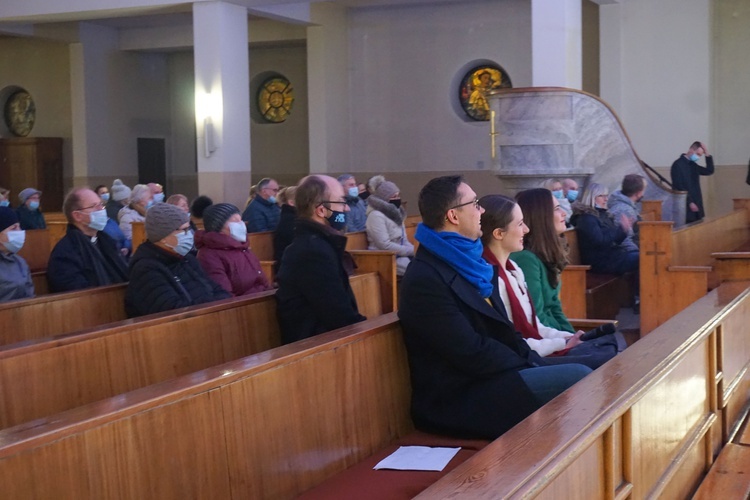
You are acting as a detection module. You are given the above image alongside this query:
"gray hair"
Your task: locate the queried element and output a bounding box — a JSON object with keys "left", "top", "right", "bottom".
{"left": 580, "top": 182, "right": 609, "bottom": 209}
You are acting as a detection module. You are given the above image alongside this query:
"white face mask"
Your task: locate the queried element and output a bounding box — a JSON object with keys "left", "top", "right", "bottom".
{"left": 3, "top": 230, "right": 25, "bottom": 253}
{"left": 88, "top": 208, "right": 108, "bottom": 232}
{"left": 228, "top": 221, "right": 247, "bottom": 243}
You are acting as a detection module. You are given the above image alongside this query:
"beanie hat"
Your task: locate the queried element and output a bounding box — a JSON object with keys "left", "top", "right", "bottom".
{"left": 203, "top": 203, "right": 240, "bottom": 233}
{"left": 373, "top": 181, "right": 399, "bottom": 201}
{"left": 111, "top": 179, "right": 132, "bottom": 202}
{"left": 190, "top": 195, "right": 214, "bottom": 218}
{"left": 145, "top": 203, "right": 189, "bottom": 243}
{"left": 0, "top": 207, "right": 19, "bottom": 232}
{"left": 18, "top": 188, "right": 41, "bottom": 204}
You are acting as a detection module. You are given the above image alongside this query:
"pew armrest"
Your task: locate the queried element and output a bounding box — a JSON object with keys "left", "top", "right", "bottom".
{"left": 666, "top": 265, "right": 712, "bottom": 273}
{"left": 712, "top": 252, "right": 750, "bottom": 260}
{"left": 568, "top": 319, "right": 618, "bottom": 330}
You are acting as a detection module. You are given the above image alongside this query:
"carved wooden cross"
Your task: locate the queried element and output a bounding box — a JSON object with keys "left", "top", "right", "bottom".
{"left": 646, "top": 242, "right": 666, "bottom": 274}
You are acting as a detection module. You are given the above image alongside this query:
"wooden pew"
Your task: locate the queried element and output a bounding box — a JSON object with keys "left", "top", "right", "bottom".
{"left": 0, "top": 271, "right": 384, "bottom": 430}
{"left": 0, "top": 283, "right": 127, "bottom": 346}
{"left": 2, "top": 281, "right": 749, "bottom": 498}
{"left": 418, "top": 281, "right": 750, "bottom": 499}
{"left": 16, "top": 229, "right": 50, "bottom": 272}
{"left": 46, "top": 220, "right": 67, "bottom": 250}
{"left": 131, "top": 220, "right": 146, "bottom": 253}
{"left": 640, "top": 199, "right": 662, "bottom": 222}
{"left": 42, "top": 211, "right": 67, "bottom": 224}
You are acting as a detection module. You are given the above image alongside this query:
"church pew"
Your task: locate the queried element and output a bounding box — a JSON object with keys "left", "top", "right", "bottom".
{"left": 0, "top": 271, "right": 384, "bottom": 430}
{"left": 0, "top": 250, "right": 395, "bottom": 347}
{"left": 29, "top": 271, "right": 48, "bottom": 295}
{"left": 42, "top": 211, "right": 67, "bottom": 224}
{"left": 46, "top": 220, "right": 67, "bottom": 250}
{"left": 16, "top": 229, "right": 49, "bottom": 272}
{"left": 418, "top": 281, "right": 750, "bottom": 499}
{"left": 131, "top": 220, "right": 146, "bottom": 253}
{"left": 640, "top": 199, "right": 662, "bottom": 222}
{"left": 2, "top": 282, "right": 749, "bottom": 499}
{"left": 0, "top": 283, "right": 127, "bottom": 346}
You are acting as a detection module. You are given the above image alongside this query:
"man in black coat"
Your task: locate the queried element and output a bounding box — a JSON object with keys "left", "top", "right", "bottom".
{"left": 47, "top": 187, "right": 128, "bottom": 293}
{"left": 670, "top": 141, "right": 714, "bottom": 223}
{"left": 398, "top": 175, "right": 591, "bottom": 440}
{"left": 125, "top": 202, "right": 229, "bottom": 317}
{"left": 275, "top": 175, "right": 366, "bottom": 344}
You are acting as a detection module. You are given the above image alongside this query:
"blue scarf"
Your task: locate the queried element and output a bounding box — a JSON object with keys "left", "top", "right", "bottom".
{"left": 415, "top": 223, "right": 494, "bottom": 298}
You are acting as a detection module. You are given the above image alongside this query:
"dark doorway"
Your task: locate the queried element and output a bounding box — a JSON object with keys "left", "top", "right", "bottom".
{"left": 137, "top": 138, "right": 167, "bottom": 190}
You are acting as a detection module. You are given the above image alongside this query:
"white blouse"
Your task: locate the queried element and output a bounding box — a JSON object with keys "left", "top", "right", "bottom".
{"left": 497, "top": 259, "right": 573, "bottom": 357}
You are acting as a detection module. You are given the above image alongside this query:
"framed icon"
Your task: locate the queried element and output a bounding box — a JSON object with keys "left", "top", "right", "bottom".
{"left": 4, "top": 90, "right": 36, "bottom": 137}
{"left": 458, "top": 65, "right": 512, "bottom": 121}
{"left": 257, "top": 76, "right": 295, "bottom": 123}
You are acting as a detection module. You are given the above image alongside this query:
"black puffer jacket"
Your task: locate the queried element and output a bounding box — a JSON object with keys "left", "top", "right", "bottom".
{"left": 125, "top": 241, "right": 230, "bottom": 318}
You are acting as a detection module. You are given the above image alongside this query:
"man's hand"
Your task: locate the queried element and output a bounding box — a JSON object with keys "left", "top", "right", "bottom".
{"left": 565, "top": 331, "right": 584, "bottom": 349}
{"left": 689, "top": 202, "right": 700, "bottom": 212}
{"left": 700, "top": 142, "right": 709, "bottom": 156}
{"left": 618, "top": 213, "right": 633, "bottom": 232}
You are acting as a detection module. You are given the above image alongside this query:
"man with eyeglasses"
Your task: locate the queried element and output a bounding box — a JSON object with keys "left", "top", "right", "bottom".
{"left": 125, "top": 203, "right": 229, "bottom": 317}
{"left": 242, "top": 177, "right": 282, "bottom": 233}
{"left": 275, "top": 175, "right": 366, "bottom": 344}
{"left": 398, "top": 175, "right": 590, "bottom": 440}
{"left": 47, "top": 187, "right": 129, "bottom": 293}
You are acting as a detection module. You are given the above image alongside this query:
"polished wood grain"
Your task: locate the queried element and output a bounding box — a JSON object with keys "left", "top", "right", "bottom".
{"left": 30, "top": 271, "right": 48, "bottom": 295}
{"left": 693, "top": 443, "right": 750, "bottom": 499}
{"left": 43, "top": 212, "right": 67, "bottom": 224}
{"left": 0, "top": 272, "right": 383, "bottom": 430}
{"left": 0, "top": 283, "right": 127, "bottom": 346}
{"left": 16, "top": 228, "right": 50, "bottom": 272}
{"left": 417, "top": 282, "right": 750, "bottom": 499}
{"left": 247, "top": 230, "right": 274, "bottom": 260}
{"left": 351, "top": 250, "right": 397, "bottom": 313}
{"left": 560, "top": 264, "right": 588, "bottom": 319}
{"left": 45, "top": 221, "right": 67, "bottom": 250}
{"left": 640, "top": 199, "right": 662, "bottom": 222}
{"left": 131, "top": 220, "right": 146, "bottom": 253}
{"left": 0, "top": 313, "right": 411, "bottom": 499}
{"left": 344, "top": 230, "right": 368, "bottom": 251}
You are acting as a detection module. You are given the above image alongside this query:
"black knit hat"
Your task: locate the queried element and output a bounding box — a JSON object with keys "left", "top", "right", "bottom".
{"left": 0, "top": 207, "right": 19, "bottom": 232}
{"left": 190, "top": 195, "right": 213, "bottom": 218}
{"left": 203, "top": 203, "right": 240, "bottom": 233}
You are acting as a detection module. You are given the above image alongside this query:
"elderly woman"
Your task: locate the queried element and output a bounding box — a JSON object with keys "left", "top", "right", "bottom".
{"left": 570, "top": 183, "right": 637, "bottom": 275}
{"left": 0, "top": 207, "right": 34, "bottom": 302}
{"left": 195, "top": 203, "right": 271, "bottom": 296}
{"left": 480, "top": 194, "right": 620, "bottom": 369}
{"left": 365, "top": 180, "right": 414, "bottom": 276}
{"left": 118, "top": 183, "right": 152, "bottom": 243}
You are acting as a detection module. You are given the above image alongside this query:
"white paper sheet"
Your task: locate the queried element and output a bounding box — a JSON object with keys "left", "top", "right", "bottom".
{"left": 373, "top": 446, "right": 461, "bottom": 471}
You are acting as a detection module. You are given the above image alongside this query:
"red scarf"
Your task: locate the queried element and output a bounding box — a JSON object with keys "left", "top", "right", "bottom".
{"left": 483, "top": 247, "right": 569, "bottom": 356}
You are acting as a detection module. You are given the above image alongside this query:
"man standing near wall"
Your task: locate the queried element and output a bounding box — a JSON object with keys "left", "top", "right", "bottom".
{"left": 670, "top": 141, "right": 714, "bottom": 223}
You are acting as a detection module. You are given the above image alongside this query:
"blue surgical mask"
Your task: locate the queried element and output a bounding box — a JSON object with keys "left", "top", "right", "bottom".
{"left": 567, "top": 190, "right": 579, "bottom": 202}
{"left": 347, "top": 187, "right": 359, "bottom": 198}
{"left": 153, "top": 193, "right": 165, "bottom": 204}
{"left": 689, "top": 153, "right": 700, "bottom": 162}
{"left": 100, "top": 193, "right": 110, "bottom": 202}
{"left": 28, "top": 201, "right": 40, "bottom": 211}
{"left": 0, "top": 200, "right": 9, "bottom": 207}
{"left": 88, "top": 208, "right": 108, "bottom": 232}
{"left": 146, "top": 200, "right": 154, "bottom": 210}
{"left": 552, "top": 189, "right": 563, "bottom": 200}
{"left": 268, "top": 196, "right": 277, "bottom": 204}
{"left": 228, "top": 221, "right": 247, "bottom": 243}
{"left": 3, "top": 230, "right": 25, "bottom": 253}
{"left": 327, "top": 210, "right": 347, "bottom": 231}
{"left": 167, "top": 230, "right": 194, "bottom": 256}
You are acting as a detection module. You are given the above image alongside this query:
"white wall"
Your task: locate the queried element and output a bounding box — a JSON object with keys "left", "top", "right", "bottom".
{"left": 346, "top": 0, "right": 532, "bottom": 175}
{"left": 599, "top": 0, "right": 712, "bottom": 167}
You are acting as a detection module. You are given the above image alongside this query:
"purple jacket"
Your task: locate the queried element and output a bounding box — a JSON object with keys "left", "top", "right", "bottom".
{"left": 195, "top": 230, "right": 272, "bottom": 296}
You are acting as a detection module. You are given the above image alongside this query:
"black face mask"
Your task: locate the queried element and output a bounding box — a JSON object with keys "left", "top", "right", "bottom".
{"left": 326, "top": 210, "right": 347, "bottom": 231}
{"left": 389, "top": 199, "right": 402, "bottom": 209}
{"left": 359, "top": 191, "right": 370, "bottom": 201}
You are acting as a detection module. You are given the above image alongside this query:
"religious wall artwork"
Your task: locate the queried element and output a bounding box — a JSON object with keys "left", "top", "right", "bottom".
{"left": 257, "top": 76, "right": 295, "bottom": 123}
{"left": 458, "top": 65, "right": 512, "bottom": 121}
{"left": 3, "top": 90, "right": 36, "bottom": 137}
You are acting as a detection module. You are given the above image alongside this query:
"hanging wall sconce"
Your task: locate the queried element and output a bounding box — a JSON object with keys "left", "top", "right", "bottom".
{"left": 196, "top": 91, "right": 222, "bottom": 158}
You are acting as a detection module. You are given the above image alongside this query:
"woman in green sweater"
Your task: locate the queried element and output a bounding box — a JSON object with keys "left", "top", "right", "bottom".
{"left": 511, "top": 188, "right": 574, "bottom": 333}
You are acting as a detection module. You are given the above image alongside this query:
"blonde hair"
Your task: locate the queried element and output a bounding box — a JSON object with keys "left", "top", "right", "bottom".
{"left": 580, "top": 182, "right": 609, "bottom": 209}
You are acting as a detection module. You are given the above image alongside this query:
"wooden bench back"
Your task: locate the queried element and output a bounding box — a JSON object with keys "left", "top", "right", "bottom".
{"left": 131, "top": 220, "right": 146, "bottom": 253}
{"left": 345, "top": 230, "right": 368, "bottom": 251}
{"left": 640, "top": 199, "right": 663, "bottom": 221}
{"left": 0, "top": 284, "right": 127, "bottom": 346}
{"left": 0, "top": 271, "right": 384, "bottom": 430}
{"left": 16, "top": 229, "right": 50, "bottom": 272}
{"left": 247, "top": 230, "right": 274, "bottom": 260}
{"left": 3, "top": 281, "right": 750, "bottom": 499}
{"left": 0, "top": 313, "right": 412, "bottom": 499}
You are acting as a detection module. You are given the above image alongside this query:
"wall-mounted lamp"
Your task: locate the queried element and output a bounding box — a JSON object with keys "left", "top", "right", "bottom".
{"left": 196, "top": 91, "right": 222, "bottom": 158}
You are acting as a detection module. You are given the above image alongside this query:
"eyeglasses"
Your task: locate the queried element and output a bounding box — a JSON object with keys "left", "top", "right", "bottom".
{"left": 76, "top": 202, "right": 105, "bottom": 212}
{"left": 319, "top": 200, "right": 347, "bottom": 207}
{"left": 174, "top": 227, "right": 193, "bottom": 235}
{"left": 449, "top": 198, "right": 481, "bottom": 211}
{"left": 263, "top": 187, "right": 280, "bottom": 194}
{"left": 596, "top": 194, "right": 609, "bottom": 199}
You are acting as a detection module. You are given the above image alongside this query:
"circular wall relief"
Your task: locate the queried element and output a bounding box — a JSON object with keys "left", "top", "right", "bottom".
{"left": 458, "top": 65, "right": 512, "bottom": 121}
{"left": 257, "top": 76, "right": 295, "bottom": 123}
{"left": 3, "top": 90, "right": 36, "bottom": 137}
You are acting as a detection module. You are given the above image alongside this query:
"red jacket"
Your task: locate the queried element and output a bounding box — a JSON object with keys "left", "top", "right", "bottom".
{"left": 195, "top": 230, "right": 271, "bottom": 296}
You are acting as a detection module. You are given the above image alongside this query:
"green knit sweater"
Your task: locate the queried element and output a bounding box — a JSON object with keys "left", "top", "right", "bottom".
{"left": 510, "top": 249, "right": 574, "bottom": 333}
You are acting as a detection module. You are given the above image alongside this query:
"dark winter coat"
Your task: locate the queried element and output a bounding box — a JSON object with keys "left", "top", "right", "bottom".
{"left": 397, "top": 246, "right": 543, "bottom": 440}
{"left": 273, "top": 204, "right": 297, "bottom": 272}
{"left": 125, "top": 240, "right": 230, "bottom": 318}
{"left": 242, "top": 196, "right": 281, "bottom": 233}
{"left": 275, "top": 218, "right": 365, "bottom": 344}
{"left": 570, "top": 205, "right": 638, "bottom": 275}
{"left": 670, "top": 154, "right": 715, "bottom": 223}
{"left": 195, "top": 230, "right": 271, "bottom": 297}
{"left": 16, "top": 205, "right": 46, "bottom": 230}
{"left": 47, "top": 224, "right": 128, "bottom": 293}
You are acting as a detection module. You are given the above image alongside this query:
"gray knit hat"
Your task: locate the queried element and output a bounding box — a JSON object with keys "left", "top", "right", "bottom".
{"left": 145, "top": 203, "right": 189, "bottom": 242}
{"left": 203, "top": 203, "right": 240, "bottom": 233}
{"left": 18, "top": 188, "right": 41, "bottom": 204}
{"left": 373, "top": 181, "right": 399, "bottom": 201}
{"left": 111, "top": 179, "right": 131, "bottom": 202}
